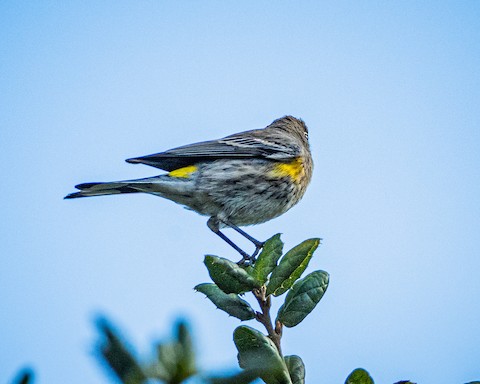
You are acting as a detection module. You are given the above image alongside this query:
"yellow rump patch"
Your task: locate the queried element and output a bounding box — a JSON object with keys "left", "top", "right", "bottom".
{"left": 168, "top": 165, "right": 198, "bottom": 178}
{"left": 271, "top": 158, "right": 304, "bottom": 183}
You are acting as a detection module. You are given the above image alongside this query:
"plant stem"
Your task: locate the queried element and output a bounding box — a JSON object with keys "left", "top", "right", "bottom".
{"left": 253, "top": 286, "right": 283, "bottom": 356}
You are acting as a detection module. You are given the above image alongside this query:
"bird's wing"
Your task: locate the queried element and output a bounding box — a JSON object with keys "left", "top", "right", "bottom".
{"left": 126, "top": 129, "right": 299, "bottom": 171}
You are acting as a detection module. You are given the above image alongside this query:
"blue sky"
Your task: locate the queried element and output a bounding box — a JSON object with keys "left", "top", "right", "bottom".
{"left": 1, "top": 1, "right": 479, "bottom": 383}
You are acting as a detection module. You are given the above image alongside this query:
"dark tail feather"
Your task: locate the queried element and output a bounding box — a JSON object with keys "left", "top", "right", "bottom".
{"left": 64, "top": 182, "right": 140, "bottom": 199}
{"left": 64, "top": 192, "right": 88, "bottom": 199}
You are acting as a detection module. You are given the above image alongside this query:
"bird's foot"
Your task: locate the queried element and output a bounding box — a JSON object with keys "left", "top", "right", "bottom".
{"left": 236, "top": 241, "right": 265, "bottom": 267}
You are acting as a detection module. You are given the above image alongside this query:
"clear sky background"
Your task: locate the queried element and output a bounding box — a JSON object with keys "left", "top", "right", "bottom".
{"left": 1, "top": 1, "right": 479, "bottom": 383}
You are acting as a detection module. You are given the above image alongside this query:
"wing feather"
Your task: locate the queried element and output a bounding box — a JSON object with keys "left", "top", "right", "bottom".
{"left": 126, "top": 128, "right": 299, "bottom": 171}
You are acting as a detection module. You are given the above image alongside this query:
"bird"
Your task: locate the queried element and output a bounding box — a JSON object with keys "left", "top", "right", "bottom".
{"left": 65, "top": 115, "right": 313, "bottom": 264}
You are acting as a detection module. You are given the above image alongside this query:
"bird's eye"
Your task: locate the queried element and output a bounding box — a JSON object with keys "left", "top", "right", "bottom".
{"left": 304, "top": 130, "right": 309, "bottom": 140}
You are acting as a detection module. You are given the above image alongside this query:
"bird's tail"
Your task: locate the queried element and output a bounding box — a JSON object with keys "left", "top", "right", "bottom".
{"left": 64, "top": 177, "right": 161, "bottom": 199}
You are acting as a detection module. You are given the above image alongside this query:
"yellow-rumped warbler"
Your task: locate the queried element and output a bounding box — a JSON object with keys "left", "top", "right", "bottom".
{"left": 65, "top": 116, "right": 313, "bottom": 264}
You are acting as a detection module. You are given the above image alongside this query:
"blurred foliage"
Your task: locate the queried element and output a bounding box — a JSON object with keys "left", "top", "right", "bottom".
{"left": 96, "top": 318, "right": 197, "bottom": 384}
{"left": 96, "top": 318, "right": 147, "bottom": 384}
{"left": 11, "top": 368, "right": 34, "bottom": 384}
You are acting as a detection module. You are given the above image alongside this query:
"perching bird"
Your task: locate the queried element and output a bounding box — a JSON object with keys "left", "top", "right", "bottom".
{"left": 65, "top": 116, "right": 313, "bottom": 264}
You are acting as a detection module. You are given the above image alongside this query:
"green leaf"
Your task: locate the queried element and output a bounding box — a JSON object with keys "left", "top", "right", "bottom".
{"left": 195, "top": 283, "right": 256, "bottom": 320}
{"left": 266, "top": 238, "right": 320, "bottom": 296}
{"left": 252, "top": 234, "right": 284, "bottom": 285}
{"left": 345, "top": 368, "right": 374, "bottom": 384}
{"left": 277, "top": 270, "right": 329, "bottom": 327}
{"left": 234, "top": 326, "right": 292, "bottom": 384}
{"left": 204, "top": 255, "right": 260, "bottom": 294}
{"left": 284, "top": 355, "right": 305, "bottom": 384}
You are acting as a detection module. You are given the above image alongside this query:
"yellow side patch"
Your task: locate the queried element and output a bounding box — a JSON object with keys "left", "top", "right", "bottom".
{"left": 168, "top": 165, "right": 198, "bottom": 178}
{"left": 271, "top": 158, "right": 304, "bottom": 183}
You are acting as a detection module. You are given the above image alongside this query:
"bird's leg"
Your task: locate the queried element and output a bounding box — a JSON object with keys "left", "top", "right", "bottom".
{"left": 219, "top": 219, "right": 265, "bottom": 263}
{"left": 207, "top": 218, "right": 252, "bottom": 265}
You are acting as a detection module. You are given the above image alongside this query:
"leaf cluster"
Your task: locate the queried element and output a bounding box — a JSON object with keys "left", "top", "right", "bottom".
{"left": 196, "top": 235, "right": 328, "bottom": 327}
{"left": 195, "top": 234, "right": 329, "bottom": 384}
